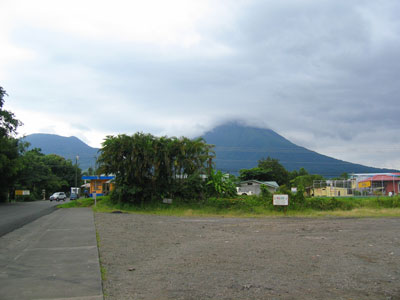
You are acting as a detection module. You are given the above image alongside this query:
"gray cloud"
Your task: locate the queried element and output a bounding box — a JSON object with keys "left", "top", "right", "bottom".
{"left": 2, "top": 0, "right": 400, "bottom": 169}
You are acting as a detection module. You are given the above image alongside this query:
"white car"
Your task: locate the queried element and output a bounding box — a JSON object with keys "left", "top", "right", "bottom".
{"left": 50, "top": 192, "right": 67, "bottom": 201}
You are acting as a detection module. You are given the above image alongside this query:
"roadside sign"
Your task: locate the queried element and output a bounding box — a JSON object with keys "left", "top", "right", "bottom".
{"left": 15, "top": 190, "right": 30, "bottom": 196}
{"left": 163, "top": 198, "right": 173, "bottom": 204}
{"left": 358, "top": 181, "right": 371, "bottom": 188}
{"left": 273, "top": 194, "right": 289, "bottom": 206}
{"left": 291, "top": 187, "right": 297, "bottom": 193}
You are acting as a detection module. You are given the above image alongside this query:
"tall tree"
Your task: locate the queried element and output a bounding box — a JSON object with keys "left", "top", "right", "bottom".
{"left": 0, "top": 86, "right": 23, "bottom": 201}
{"left": 15, "top": 149, "right": 82, "bottom": 199}
{"left": 258, "top": 157, "right": 289, "bottom": 185}
{"left": 239, "top": 157, "right": 289, "bottom": 186}
{"left": 98, "top": 133, "right": 214, "bottom": 204}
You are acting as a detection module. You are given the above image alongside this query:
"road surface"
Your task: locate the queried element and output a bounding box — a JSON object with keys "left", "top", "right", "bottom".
{"left": 0, "top": 199, "right": 65, "bottom": 237}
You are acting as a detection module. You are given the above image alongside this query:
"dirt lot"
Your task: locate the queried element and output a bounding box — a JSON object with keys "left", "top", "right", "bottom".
{"left": 95, "top": 213, "right": 400, "bottom": 300}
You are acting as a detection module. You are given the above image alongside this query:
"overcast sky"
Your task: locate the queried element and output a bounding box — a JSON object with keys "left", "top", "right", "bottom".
{"left": 1, "top": 0, "right": 400, "bottom": 170}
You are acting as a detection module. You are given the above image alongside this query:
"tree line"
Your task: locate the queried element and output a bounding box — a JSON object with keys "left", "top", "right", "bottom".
{"left": 97, "top": 134, "right": 329, "bottom": 205}
{"left": 0, "top": 86, "right": 82, "bottom": 202}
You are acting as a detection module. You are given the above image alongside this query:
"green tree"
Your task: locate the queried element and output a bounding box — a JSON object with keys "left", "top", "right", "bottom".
{"left": 0, "top": 86, "right": 23, "bottom": 202}
{"left": 239, "top": 167, "right": 273, "bottom": 181}
{"left": 0, "top": 86, "right": 21, "bottom": 137}
{"left": 15, "top": 149, "right": 82, "bottom": 199}
{"left": 290, "top": 174, "right": 325, "bottom": 189}
{"left": 206, "top": 170, "right": 236, "bottom": 198}
{"left": 15, "top": 149, "right": 55, "bottom": 199}
{"left": 258, "top": 157, "right": 289, "bottom": 185}
{"left": 239, "top": 157, "right": 289, "bottom": 186}
{"left": 298, "top": 167, "right": 308, "bottom": 176}
{"left": 98, "top": 133, "right": 214, "bottom": 205}
{"left": 43, "top": 154, "right": 82, "bottom": 190}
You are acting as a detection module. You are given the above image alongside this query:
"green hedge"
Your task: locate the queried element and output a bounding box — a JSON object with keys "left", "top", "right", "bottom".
{"left": 89, "top": 195, "right": 400, "bottom": 212}
{"left": 202, "top": 195, "right": 400, "bottom": 211}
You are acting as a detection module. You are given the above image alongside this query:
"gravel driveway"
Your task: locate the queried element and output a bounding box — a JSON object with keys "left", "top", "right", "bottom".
{"left": 95, "top": 213, "right": 400, "bottom": 300}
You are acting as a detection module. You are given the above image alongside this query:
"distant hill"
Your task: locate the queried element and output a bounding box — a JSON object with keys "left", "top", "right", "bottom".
{"left": 201, "top": 123, "right": 397, "bottom": 177}
{"left": 22, "top": 134, "right": 99, "bottom": 170}
{"left": 23, "top": 124, "right": 397, "bottom": 176}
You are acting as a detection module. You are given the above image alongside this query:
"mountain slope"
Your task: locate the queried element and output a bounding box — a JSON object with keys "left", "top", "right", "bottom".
{"left": 23, "top": 124, "right": 396, "bottom": 177}
{"left": 22, "top": 134, "right": 99, "bottom": 170}
{"left": 202, "top": 123, "right": 396, "bottom": 177}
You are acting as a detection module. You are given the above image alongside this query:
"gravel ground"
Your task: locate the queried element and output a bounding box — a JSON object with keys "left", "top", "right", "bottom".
{"left": 95, "top": 213, "right": 400, "bottom": 300}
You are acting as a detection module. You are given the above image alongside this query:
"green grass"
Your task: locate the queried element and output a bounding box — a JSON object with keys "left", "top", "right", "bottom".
{"left": 59, "top": 195, "right": 400, "bottom": 218}
{"left": 96, "top": 231, "right": 107, "bottom": 281}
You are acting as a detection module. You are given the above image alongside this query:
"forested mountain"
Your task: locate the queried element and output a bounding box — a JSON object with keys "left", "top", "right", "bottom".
{"left": 22, "top": 134, "right": 99, "bottom": 170}
{"left": 201, "top": 123, "right": 396, "bottom": 177}
{"left": 23, "top": 123, "right": 396, "bottom": 176}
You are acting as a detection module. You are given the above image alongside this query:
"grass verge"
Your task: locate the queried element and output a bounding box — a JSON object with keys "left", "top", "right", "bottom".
{"left": 59, "top": 196, "right": 400, "bottom": 218}
{"left": 96, "top": 231, "right": 107, "bottom": 281}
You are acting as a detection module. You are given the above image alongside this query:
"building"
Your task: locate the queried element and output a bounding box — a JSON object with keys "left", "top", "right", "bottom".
{"left": 237, "top": 180, "right": 279, "bottom": 196}
{"left": 356, "top": 174, "right": 400, "bottom": 196}
{"left": 312, "top": 186, "right": 353, "bottom": 197}
{"left": 81, "top": 175, "right": 115, "bottom": 197}
{"left": 312, "top": 179, "right": 356, "bottom": 197}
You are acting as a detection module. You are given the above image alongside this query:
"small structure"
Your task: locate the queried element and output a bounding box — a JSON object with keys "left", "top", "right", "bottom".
{"left": 312, "top": 179, "right": 356, "bottom": 197}
{"left": 357, "top": 174, "right": 400, "bottom": 196}
{"left": 237, "top": 180, "right": 279, "bottom": 196}
{"left": 81, "top": 175, "right": 115, "bottom": 197}
{"left": 313, "top": 186, "right": 352, "bottom": 197}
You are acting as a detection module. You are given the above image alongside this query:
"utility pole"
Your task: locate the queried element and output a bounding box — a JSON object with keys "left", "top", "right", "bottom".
{"left": 75, "top": 155, "right": 79, "bottom": 190}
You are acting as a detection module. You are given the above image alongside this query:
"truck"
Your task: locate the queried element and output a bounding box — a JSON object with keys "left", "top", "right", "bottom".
{"left": 71, "top": 187, "right": 80, "bottom": 196}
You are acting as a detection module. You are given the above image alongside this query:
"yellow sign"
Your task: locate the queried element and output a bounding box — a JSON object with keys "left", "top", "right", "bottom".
{"left": 358, "top": 181, "right": 371, "bottom": 188}
{"left": 15, "top": 190, "right": 30, "bottom": 195}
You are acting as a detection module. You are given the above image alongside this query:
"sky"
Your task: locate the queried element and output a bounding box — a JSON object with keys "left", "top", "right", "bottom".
{"left": 1, "top": 0, "right": 400, "bottom": 170}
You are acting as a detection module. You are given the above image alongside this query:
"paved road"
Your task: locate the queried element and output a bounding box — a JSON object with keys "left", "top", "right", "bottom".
{"left": 0, "top": 199, "right": 66, "bottom": 237}
{"left": 0, "top": 207, "right": 103, "bottom": 300}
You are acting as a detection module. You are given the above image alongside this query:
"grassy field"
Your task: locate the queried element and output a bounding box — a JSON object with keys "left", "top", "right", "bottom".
{"left": 59, "top": 195, "right": 400, "bottom": 218}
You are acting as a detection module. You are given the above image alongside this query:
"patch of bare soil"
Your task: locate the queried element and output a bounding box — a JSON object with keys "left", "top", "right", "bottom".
{"left": 95, "top": 214, "right": 400, "bottom": 300}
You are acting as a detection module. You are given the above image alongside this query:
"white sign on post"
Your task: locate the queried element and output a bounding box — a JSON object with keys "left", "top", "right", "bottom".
{"left": 273, "top": 194, "right": 289, "bottom": 206}
{"left": 163, "top": 198, "right": 172, "bottom": 204}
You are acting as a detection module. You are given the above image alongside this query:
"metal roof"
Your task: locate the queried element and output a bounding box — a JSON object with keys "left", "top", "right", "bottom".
{"left": 359, "top": 174, "right": 400, "bottom": 182}
{"left": 82, "top": 175, "right": 115, "bottom": 180}
{"left": 239, "top": 180, "right": 279, "bottom": 188}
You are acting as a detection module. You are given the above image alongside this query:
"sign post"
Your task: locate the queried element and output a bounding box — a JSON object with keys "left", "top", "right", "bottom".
{"left": 273, "top": 194, "right": 289, "bottom": 215}
{"left": 163, "top": 198, "right": 173, "bottom": 204}
{"left": 93, "top": 192, "right": 97, "bottom": 207}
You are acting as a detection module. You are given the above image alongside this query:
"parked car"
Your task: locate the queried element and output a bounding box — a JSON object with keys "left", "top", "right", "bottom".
{"left": 50, "top": 192, "right": 67, "bottom": 201}
{"left": 69, "top": 193, "right": 78, "bottom": 200}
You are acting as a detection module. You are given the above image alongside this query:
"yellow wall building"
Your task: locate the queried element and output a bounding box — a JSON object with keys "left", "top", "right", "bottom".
{"left": 313, "top": 187, "right": 351, "bottom": 197}
{"left": 82, "top": 175, "right": 115, "bottom": 197}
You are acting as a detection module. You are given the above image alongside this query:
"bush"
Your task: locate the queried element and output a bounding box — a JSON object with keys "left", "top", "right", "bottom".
{"left": 376, "top": 197, "right": 400, "bottom": 208}
{"left": 205, "top": 195, "right": 269, "bottom": 211}
{"left": 289, "top": 185, "right": 306, "bottom": 209}
{"left": 305, "top": 197, "right": 357, "bottom": 210}
{"left": 15, "top": 194, "right": 37, "bottom": 202}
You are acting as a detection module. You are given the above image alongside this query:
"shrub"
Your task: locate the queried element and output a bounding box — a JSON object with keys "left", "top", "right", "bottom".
{"left": 289, "top": 185, "right": 306, "bottom": 209}
{"left": 376, "top": 197, "right": 400, "bottom": 208}
{"left": 305, "top": 197, "right": 357, "bottom": 210}
{"left": 15, "top": 194, "right": 37, "bottom": 202}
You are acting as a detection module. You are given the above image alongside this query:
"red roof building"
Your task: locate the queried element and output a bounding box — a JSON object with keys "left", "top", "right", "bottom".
{"left": 359, "top": 174, "right": 400, "bottom": 195}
